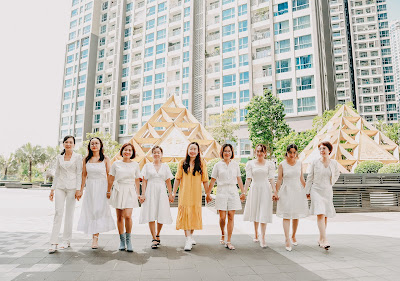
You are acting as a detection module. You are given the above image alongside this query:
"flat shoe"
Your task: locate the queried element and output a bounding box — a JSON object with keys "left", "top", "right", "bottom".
{"left": 225, "top": 242, "right": 235, "bottom": 250}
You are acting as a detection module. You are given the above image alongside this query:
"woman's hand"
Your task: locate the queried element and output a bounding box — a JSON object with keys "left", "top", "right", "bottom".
{"left": 49, "top": 190, "right": 54, "bottom": 202}
{"left": 169, "top": 193, "right": 175, "bottom": 203}
{"left": 272, "top": 192, "right": 279, "bottom": 201}
{"left": 75, "top": 190, "right": 82, "bottom": 201}
{"left": 239, "top": 193, "right": 246, "bottom": 201}
{"left": 205, "top": 193, "right": 212, "bottom": 204}
{"left": 106, "top": 191, "right": 111, "bottom": 199}
{"left": 306, "top": 194, "right": 311, "bottom": 200}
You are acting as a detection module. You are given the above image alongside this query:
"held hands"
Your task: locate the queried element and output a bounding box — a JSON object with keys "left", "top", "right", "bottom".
{"left": 239, "top": 193, "right": 246, "bottom": 202}
{"left": 205, "top": 193, "right": 212, "bottom": 204}
{"left": 49, "top": 190, "right": 54, "bottom": 202}
{"left": 138, "top": 195, "right": 145, "bottom": 204}
{"left": 75, "top": 190, "right": 82, "bottom": 201}
{"left": 272, "top": 192, "right": 279, "bottom": 201}
{"left": 306, "top": 194, "right": 311, "bottom": 200}
{"left": 106, "top": 191, "right": 111, "bottom": 199}
{"left": 169, "top": 193, "right": 175, "bottom": 203}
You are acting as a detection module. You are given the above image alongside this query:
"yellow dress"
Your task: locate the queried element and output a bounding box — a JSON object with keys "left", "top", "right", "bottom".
{"left": 175, "top": 159, "right": 208, "bottom": 230}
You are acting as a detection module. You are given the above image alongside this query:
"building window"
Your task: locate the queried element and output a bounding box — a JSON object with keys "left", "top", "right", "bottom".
{"left": 147, "top": 6, "right": 155, "bottom": 16}
{"left": 238, "top": 4, "right": 247, "bottom": 16}
{"left": 239, "top": 37, "right": 248, "bottom": 49}
{"left": 144, "top": 61, "right": 153, "bottom": 72}
{"left": 158, "top": 2, "right": 167, "bottom": 12}
{"left": 222, "top": 24, "right": 235, "bottom": 36}
{"left": 239, "top": 54, "right": 248, "bottom": 66}
{"left": 156, "top": 43, "right": 165, "bottom": 54}
{"left": 297, "top": 96, "right": 316, "bottom": 112}
{"left": 294, "top": 35, "right": 312, "bottom": 50}
{"left": 183, "top": 36, "right": 190, "bottom": 47}
{"left": 154, "top": 104, "right": 162, "bottom": 112}
{"left": 77, "top": 101, "right": 84, "bottom": 110}
{"left": 239, "top": 72, "right": 249, "bottom": 84}
{"left": 120, "top": 110, "right": 127, "bottom": 120}
{"left": 63, "top": 91, "right": 71, "bottom": 100}
{"left": 282, "top": 99, "right": 294, "bottom": 114}
{"left": 292, "top": 0, "right": 309, "bottom": 12}
{"left": 120, "top": 95, "right": 127, "bottom": 106}
{"left": 273, "top": 2, "right": 288, "bottom": 16}
{"left": 123, "top": 54, "right": 130, "bottom": 63}
{"left": 121, "top": 81, "right": 128, "bottom": 91}
{"left": 223, "top": 92, "right": 236, "bottom": 105}
{"left": 182, "top": 99, "right": 189, "bottom": 109}
{"left": 119, "top": 124, "right": 126, "bottom": 135}
{"left": 124, "top": 41, "right": 131, "bottom": 50}
{"left": 184, "top": 7, "right": 190, "bottom": 17}
{"left": 296, "top": 55, "right": 313, "bottom": 70}
{"left": 155, "top": 58, "right": 165, "bottom": 69}
{"left": 145, "top": 33, "right": 154, "bottom": 44}
{"left": 122, "top": 68, "right": 129, "bottom": 78}
{"left": 157, "top": 29, "right": 166, "bottom": 40}
{"left": 183, "top": 51, "right": 189, "bottom": 62}
{"left": 155, "top": 73, "right": 165, "bottom": 84}
{"left": 143, "top": 90, "right": 152, "bottom": 101}
{"left": 78, "top": 75, "right": 86, "bottom": 84}
{"left": 126, "top": 2, "right": 133, "bottom": 11}
{"left": 276, "top": 79, "right": 292, "bottom": 93}
{"left": 222, "top": 40, "right": 235, "bottom": 52}
{"left": 222, "top": 8, "right": 235, "bottom": 21}
{"left": 158, "top": 15, "right": 166, "bottom": 26}
{"left": 223, "top": 74, "right": 236, "bottom": 87}
{"left": 238, "top": 20, "right": 247, "bottom": 33}
{"left": 154, "top": 88, "right": 164, "bottom": 99}
{"left": 144, "top": 76, "right": 152, "bottom": 86}
{"left": 240, "top": 139, "right": 251, "bottom": 155}
{"left": 240, "top": 109, "right": 248, "bottom": 122}
{"left": 142, "top": 105, "right": 151, "bottom": 116}
{"left": 96, "top": 75, "right": 103, "bottom": 84}
{"left": 184, "top": 21, "right": 190, "bottom": 32}
{"left": 98, "top": 49, "right": 104, "bottom": 58}
{"left": 297, "top": 76, "right": 314, "bottom": 91}
{"left": 276, "top": 59, "right": 291, "bottom": 73}
{"left": 146, "top": 19, "right": 155, "bottom": 30}
{"left": 274, "top": 20, "right": 289, "bottom": 35}
{"left": 223, "top": 57, "right": 236, "bottom": 70}
{"left": 94, "top": 114, "right": 100, "bottom": 124}
{"left": 240, "top": 90, "right": 250, "bottom": 103}
{"left": 145, "top": 47, "right": 154, "bottom": 57}
{"left": 183, "top": 67, "right": 189, "bottom": 78}
{"left": 183, "top": 83, "right": 189, "bottom": 94}
{"left": 275, "top": 39, "right": 290, "bottom": 53}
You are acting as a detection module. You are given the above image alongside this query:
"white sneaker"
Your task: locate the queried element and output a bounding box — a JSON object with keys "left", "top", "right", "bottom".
{"left": 58, "top": 241, "right": 70, "bottom": 250}
{"left": 48, "top": 244, "right": 57, "bottom": 254}
{"left": 190, "top": 237, "right": 196, "bottom": 245}
{"left": 184, "top": 239, "right": 192, "bottom": 251}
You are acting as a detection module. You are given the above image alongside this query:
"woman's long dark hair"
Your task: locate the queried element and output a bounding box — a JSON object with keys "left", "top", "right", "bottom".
{"left": 183, "top": 142, "right": 203, "bottom": 176}
{"left": 285, "top": 143, "right": 298, "bottom": 156}
{"left": 61, "top": 135, "right": 75, "bottom": 155}
{"left": 85, "top": 137, "right": 105, "bottom": 163}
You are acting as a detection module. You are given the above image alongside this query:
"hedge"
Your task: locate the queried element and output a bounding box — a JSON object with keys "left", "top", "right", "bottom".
{"left": 354, "top": 161, "right": 384, "bottom": 174}
{"left": 378, "top": 163, "right": 400, "bottom": 174}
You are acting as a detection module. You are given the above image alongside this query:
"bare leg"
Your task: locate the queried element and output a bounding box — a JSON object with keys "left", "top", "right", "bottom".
{"left": 292, "top": 219, "right": 299, "bottom": 243}
{"left": 260, "top": 223, "right": 267, "bottom": 245}
{"left": 123, "top": 209, "right": 133, "bottom": 233}
{"left": 325, "top": 217, "right": 328, "bottom": 229}
{"left": 148, "top": 221, "right": 156, "bottom": 240}
{"left": 317, "top": 214, "right": 327, "bottom": 245}
{"left": 219, "top": 211, "right": 226, "bottom": 242}
{"left": 116, "top": 209, "right": 124, "bottom": 234}
{"left": 283, "top": 219, "right": 291, "bottom": 247}
{"left": 253, "top": 222, "right": 259, "bottom": 241}
{"left": 156, "top": 222, "right": 163, "bottom": 236}
{"left": 226, "top": 211, "right": 235, "bottom": 243}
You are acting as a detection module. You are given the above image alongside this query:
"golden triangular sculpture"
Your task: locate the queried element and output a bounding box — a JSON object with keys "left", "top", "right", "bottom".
{"left": 112, "top": 95, "right": 221, "bottom": 167}
{"left": 299, "top": 105, "right": 399, "bottom": 173}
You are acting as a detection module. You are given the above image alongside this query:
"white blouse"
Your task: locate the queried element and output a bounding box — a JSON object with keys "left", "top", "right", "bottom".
{"left": 245, "top": 160, "right": 275, "bottom": 179}
{"left": 211, "top": 160, "right": 241, "bottom": 186}
{"left": 52, "top": 152, "right": 83, "bottom": 190}
{"left": 109, "top": 160, "right": 141, "bottom": 181}
{"left": 305, "top": 158, "right": 340, "bottom": 194}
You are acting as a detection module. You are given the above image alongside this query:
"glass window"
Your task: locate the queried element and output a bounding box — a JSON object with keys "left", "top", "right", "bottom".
{"left": 96, "top": 75, "right": 103, "bottom": 84}
{"left": 239, "top": 54, "right": 248, "bottom": 67}
{"left": 120, "top": 110, "right": 127, "bottom": 120}
{"left": 126, "top": 2, "right": 133, "bottom": 11}
{"left": 122, "top": 68, "right": 129, "bottom": 77}
{"left": 146, "top": 19, "right": 155, "bottom": 30}
{"left": 282, "top": 99, "right": 294, "bottom": 114}
{"left": 155, "top": 88, "right": 164, "bottom": 99}
{"left": 184, "top": 21, "right": 190, "bottom": 32}
{"left": 276, "top": 59, "right": 291, "bottom": 73}
{"left": 222, "top": 8, "right": 235, "bottom": 20}
{"left": 157, "top": 29, "right": 166, "bottom": 40}
{"left": 143, "top": 90, "right": 152, "bottom": 101}
{"left": 70, "top": 20, "right": 77, "bottom": 28}
{"left": 274, "top": 20, "right": 289, "bottom": 35}
{"left": 72, "top": 0, "right": 79, "bottom": 6}
{"left": 62, "top": 104, "right": 70, "bottom": 113}
{"left": 102, "top": 1, "right": 108, "bottom": 10}
{"left": 123, "top": 54, "right": 130, "bottom": 63}
{"left": 238, "top": 20, "right": 247, "bottom": 33}
{"left": 154, "top": 104, "right": 162, "bottom": 111}
{"left": 79, "top": 62, "right": 87, "bottom": 72}
{"left": 144, "top": 75, "right": 152, "bottom": 86}
{"left": 223, "top": 74, "right": 236, "bottom": 87}
{"left": 222, "top": 40, "right": 235, "bottom": 52}
{"left": 183, "top": 83, "right": 189, "bottom": 94}
{"left": 96, "top": 89, "right": 101, "bottom": 97}
{"left": 297, "top": 96, "right": 316, "bottom": 112}
{"left": 158, "top": 15, "right": 166, "bottom": 26}
{"left": 71, "top": 9, "right": 78, "bottom": 17}
{"left": 100, "top": 25, "right": 107, "bottom": 34}
{"left": 66, "top": 67, "right": 73, "bottom": 75}
{"left": 119, "top": 124, "right": 126, "bottom": 135}
{"left": 67, "top": 43, "right": 75, "bottom": 52}
{"left": 239, "top": 72, "right": 249, "bottom": 84}
{"left": 296, "top": 55, "right": 313, "bottom": 70}
{"left": 240, "top": 109, "right": 248, "bottom": 121}
{"left": 145, "top": 47, "right": 154, "bottom": 57}
{"left": 293, "top": 15, "right": 311, "bottom": 30}
{"left": 83, "top": 25, "right": 91, "bottom": 34}
{"left": 184, "top": 7, "right": 190, "bottom": 17}
{"left": 155, "top": 73, "right": 165, "bottom": 84}
{"left": 239, "top": 37, "right": 248, "bottom": 49}
{"left": 98, "top": 49, "right": 104, "bottom": 58}
{"left": 126, "top": 15, "right": 132, "bottom": 24}
{"left": 223, "top": 92, "right": 236, "bottom": 105}
{"left": 84, "top": 14, "right": 92, "bottom": 23}
{"left": 63, "top": 91, "right": 71, "bottom": 100}
{"left": 222, "top": 24, "right": 235, "bottom": 36}
{"left": 145, "top": 33, "right": 154, "bottom": 44}
{"left": 155, "top": 58, "right": 165, "bottom": 69}
{"left": 183, "top": 67, "right": 189, "bottom": 78}
{"left": 158, "top": 2, "right": 167, "bottom": 12}
{"left": 223, "top": 57, "right": 236, "bottom": 70}
{"left": 240, "top": 139, "right": 251, "bottom": 155}
{"left": 183, "top": 36, "right": 190, "bottom": 47}
{"left": 294, "top": 35, "right": 312, "bottom": 50}
{"left": 183, "top": 51, "right": 189, "bottom": 62}
{"left": 275, "top": 39, "right": 290, "bottom": 53}
{"left": 99, "top": 37, "right": 105, "bottom": 46}
{"left": 69, "top": 31, "right": 76, "bottom": 40}
{"left": 240, "top": 90, "right": 249, "bottom": 103}
{"left": 273, "top": 2, "right": 289, "bottom": 16}
{"left": 101, "top": 13, "right": 107, "bottom": 22}
{"left": 147, "top": 6, "right": 155, "bottom": 16}
{"left": 156, "top": 43, "right": 165, "bottom": 54}
{"left": 296, "top": 75, "right": 314, "bottom": 91}
{"left": 124, "top": 41, "right": 131, "bottom": 50}
{"left": 144, "top": 61, "right": 153, "bottom": 71}
{"left": 78, "top": 88, "right": 85, "bottom": 97}
{"left": 121, "top": 81, "right": 128, "bottom": 91}
{"left": 238, "top": 4, "right": 247, "bottom": 16}
{"left": 142, "top": 105, "right": 152, "bottom": 116}
{"left": 276, "top": 79, "right": 292, "bottom": 93}
{"left": 293, "top": 0, "right": 309, "bottom": 11}
{"left": 77, "top": 101, "right": 84, "bottom": 110}
{"left": 94, "top": 114, "right": 100, "bottom": 124}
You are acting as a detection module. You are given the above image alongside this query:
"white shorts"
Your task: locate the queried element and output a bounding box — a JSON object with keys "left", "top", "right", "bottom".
{"left": 215, "top": 185, "right": 242, "bottom": 211}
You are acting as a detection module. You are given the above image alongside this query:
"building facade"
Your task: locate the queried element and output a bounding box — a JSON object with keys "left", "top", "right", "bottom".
{"left": 389, "top": 20, "right": 400, "bottom": 117}
{"left": 58, "top": 0, "right": 336, "bottom": 158}
{"left": 329, "top": 0, "right": 398, "bottom": 123}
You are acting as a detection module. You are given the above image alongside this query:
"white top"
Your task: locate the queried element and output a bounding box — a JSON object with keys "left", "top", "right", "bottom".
{"left": 51, "top": 152, "right": 82, "bottom": 190}
{"left": 305, "top": 158, "right": 340, "bottom": 194}
{"left": 211, "top": 160, "right": 241, "bottom": 186}
{"left": 245, "top": 160, "right": 275, "bottom": 180}
{"left": 109, "top": 160, "right": 141, "bottom": 181}
{"left": 141, "top": 163, "right": 173, "bottom": 182}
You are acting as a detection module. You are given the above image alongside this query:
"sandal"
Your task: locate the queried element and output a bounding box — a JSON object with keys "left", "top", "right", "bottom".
{"left": 225, "top": 242, "right": 235, "bottom": 250}
{"left": 156, "top": 235, "right": 160, "bottom": 244}
{"left": 253, "top": 232, "right": 259, "bottom": 242}
{"left": 220, "top": 234, "right": 225, "bottom": 245}
{"left": 151, "top": 239, "right": 159, "bottom": 249}
{"left": 91, "top": 235, "right": 99, "bottom": 249}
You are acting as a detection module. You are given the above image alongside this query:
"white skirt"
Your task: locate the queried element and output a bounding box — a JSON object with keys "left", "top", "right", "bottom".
{"left": 139, "top": 180, "right": 172, "bottom": 224}
{"left": 215, "top": 185, "right": 242, "bottom": 211}
{"left": 243, "top": 182, "right": 273, "bottom": 223}
{"left": 309, "top": 185, "right": 336, "bottom": 218}
{"left": 109, "top": 182, "right": 139, "bottom": 209}
{"left": 276, "top": 181, "right": 309, "bottom": 219}
{"left": 77, "top": 178, "right": 115, "bottom": 234}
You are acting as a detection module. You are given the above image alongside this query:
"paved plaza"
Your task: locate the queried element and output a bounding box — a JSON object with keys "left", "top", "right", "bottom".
{"left": 0, "top": 189, "right": 400, "bottom": 281}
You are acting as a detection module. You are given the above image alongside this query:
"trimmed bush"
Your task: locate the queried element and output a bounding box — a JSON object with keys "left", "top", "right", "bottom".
{"left": 354, "top": 161, "right": 384, "bottom": 174}
{"left": 206, "top": 158, "right": 221, "bottom": 179}
{"left": 378, "top": 163, "right": 400, "bottom": 174}
{"left": 206, "top": 159, "right": 247, "bottom": 194}
{"left": 167, "top": 162, "right": 178, "bottom": 177}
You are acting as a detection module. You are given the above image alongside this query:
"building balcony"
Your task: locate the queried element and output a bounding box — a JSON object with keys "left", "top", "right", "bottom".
{"left": 207, "top": 2, "right": 219, "bottom": 11}
{"left": 251, "top": 14, "right": 269, "bottom": 24}
{"left": 252, "top": 51, "right": 270, "bottom": 60}
{"left": 205, "top": 49, "right": 220, "bottom": 58}
{"left": 170, "top": 1, "right": 182, "bottom": 10}
{"left": 206, "top": 33, "right": 220, "bottom": 42}
{"left": 251, "top": 0, "right": 269, "bottom": 6}
{"left": 168, "top": 44, "right": 181, "bottom": 52}
{"left": 207, "top": 84, "right": 220, "bottom": 91}
{"left": 206, "top": 66, "right": 220, "bottom": 74}
{"left": 170, "top": 15, "right": 182, "bottom": 24}
{"left": 252, "top": 31, "right": 270, "bottom": 42}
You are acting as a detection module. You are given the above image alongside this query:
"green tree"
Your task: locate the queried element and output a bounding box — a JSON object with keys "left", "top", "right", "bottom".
{"left": 354, "top": 161, "right": 383, "bottom": 174}
{"left": 78, "top": 131, "right": 122, "bottom": 158}
{"left": 245, "top": 91, "right": 291, "bottom": 158}
{"left": 274, "top": 129, "right": 317, "bottom": 164}
{"left": 206, "top": 107, "right": 240, "bottom": 144}
{"left": 15, "top": 143, "right": 47, "bottom": 182}
{"left": 0, "top": 154, "right": 18, "bottom": 180}
{"left": 374, "top": 121, "right": 400, "bottom": 146}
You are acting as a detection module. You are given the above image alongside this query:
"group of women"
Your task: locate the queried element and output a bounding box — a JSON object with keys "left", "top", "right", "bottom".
{"left": 48, "top": 135, "right": 340, "bottom": 254}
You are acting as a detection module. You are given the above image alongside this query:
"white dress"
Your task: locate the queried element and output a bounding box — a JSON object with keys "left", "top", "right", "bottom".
{"left": 109, "top": 160, "right": 141, "bottom": 209}
{"left": 211, "top": 160, "right": 242, "bottom": 211}
{"left": 243, "top": 160, "right": 275, "bottom": 223}
{"left": 139, "top": 163, "right": 173, "bottom": 224}
{"left": 77, "top": 162, "right": 115, "bottom": 234}
{"left": 305, "top": 159, "right": 340, "bottom": 218}
{"left": 276, "top": 160, "right": 309, "bottom": 219}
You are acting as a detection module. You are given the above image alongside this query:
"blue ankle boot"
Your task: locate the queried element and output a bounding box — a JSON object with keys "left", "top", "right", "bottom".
{"left": 119, "top": 233, "right": 126, "bottom": 251}
{"left": 125, "top": 233, "right": 133, "bottom": 252}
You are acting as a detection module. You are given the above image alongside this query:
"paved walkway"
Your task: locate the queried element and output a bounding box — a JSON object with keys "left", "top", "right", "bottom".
{"left": 0, "top": 189, "right": 399, "bottom": 281}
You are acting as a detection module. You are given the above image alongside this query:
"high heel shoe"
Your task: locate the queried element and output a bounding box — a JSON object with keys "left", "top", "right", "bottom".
{"left": 220, "top": 234, "right": 225, "bottom": 245}
{"left": 91, "top": 236, "right": 99, "bottom": 249}
{"left": 259, "top": 238, "right": 267, "bottom": 248}
{"left": 253, "top": 232, "right": 259, "bottom": 242}
{"left": 285, "top": 246, "right": 292, "bottom": 252}
{"left": 291, "top": 238, "right": 298, "bottom": 246}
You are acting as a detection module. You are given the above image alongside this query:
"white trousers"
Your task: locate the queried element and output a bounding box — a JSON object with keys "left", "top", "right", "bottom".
{"left": 50, "top": 188, "right": 76, "bottom": 244}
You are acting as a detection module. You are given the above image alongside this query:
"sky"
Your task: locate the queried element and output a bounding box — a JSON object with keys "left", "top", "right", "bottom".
{"left": 0, "top": 0, "right": 400, "bottom": 156}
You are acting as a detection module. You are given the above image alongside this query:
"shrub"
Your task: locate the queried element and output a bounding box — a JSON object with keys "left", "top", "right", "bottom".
{"left": 167, "top": 162, "right": 178, "bottom": 177}
{"left": 206, "top": 159, "right": 247, "bottom": 194}
{"left": 354, "top": 161, "right": 384, "bottom": 174}
{"left": 206, "top": 158, "right": 221, "bottom": 179}
{"left": 378, "top": 163, "right": 400, "bottom": 174}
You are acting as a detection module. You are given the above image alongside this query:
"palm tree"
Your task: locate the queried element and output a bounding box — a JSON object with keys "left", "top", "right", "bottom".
{"left": 15, "top": 143, "right": 47, "bottom": 182}
{"left": 0, "top": 154, "right": 18, "bottom": 180}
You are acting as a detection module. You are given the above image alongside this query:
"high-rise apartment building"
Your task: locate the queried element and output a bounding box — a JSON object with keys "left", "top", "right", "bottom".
{"left": 329, "top": 0, "right": 398, "bottom": 123}
{"left": 389, "top": 20, "right": 400, "bottom": 116}
{"left": 58, "top": 0, "right": 335, "bottom": 157}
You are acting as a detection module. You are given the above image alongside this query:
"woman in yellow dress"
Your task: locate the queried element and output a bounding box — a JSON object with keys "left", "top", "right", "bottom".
{"left": 170, "top": 142, "right": 209, "bottom": 251}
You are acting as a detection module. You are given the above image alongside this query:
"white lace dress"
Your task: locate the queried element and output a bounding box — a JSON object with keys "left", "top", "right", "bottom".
{"left": 77, "top": 162, "right": 115, "bottom": 234}
{"left": 139, "top": 163, "right": 173, "bottom": 224}
{"left": 276, "top": 160, "right": 309, "bottom": 219}
{"left": 243, "top": 160, "right": 275, "bottom": 223}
